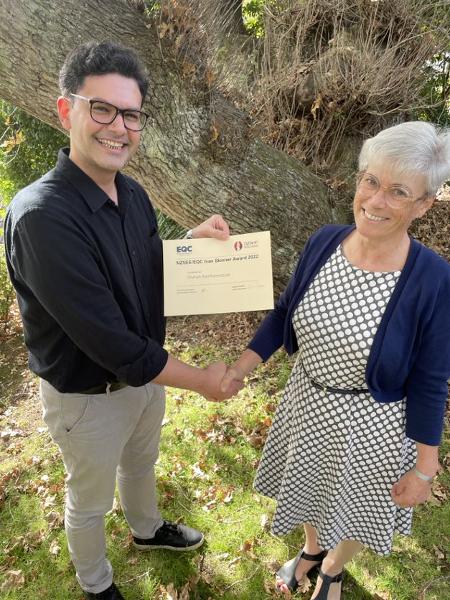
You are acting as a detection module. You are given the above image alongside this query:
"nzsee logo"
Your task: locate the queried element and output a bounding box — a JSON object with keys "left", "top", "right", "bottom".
{"left": 176, "top": 245, "right": 192, "bottom": 253}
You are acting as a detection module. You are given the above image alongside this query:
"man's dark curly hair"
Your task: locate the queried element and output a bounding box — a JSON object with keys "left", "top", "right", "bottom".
{"left": 59, "top": 40, "right": 149, "bottom": 102}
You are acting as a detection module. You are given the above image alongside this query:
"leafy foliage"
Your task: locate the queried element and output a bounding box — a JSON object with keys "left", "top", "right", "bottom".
{"left": 0, "top": 244, "right": 14, "bottom": 332}
{"left": 156, "top": 210, "right": 185, "bottom": 239}
{"left": 0, "top": 102, "right": 66, "bottom": 204}
{"left": 417, "top": 52, "right": 450, "bottom": 127}
{"left": 242, "top": 0, "right": 266, "bottom": 37}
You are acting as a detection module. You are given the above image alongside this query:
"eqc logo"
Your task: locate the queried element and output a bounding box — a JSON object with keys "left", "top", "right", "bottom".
{"left": 176, "top": 245, "right": 192, "bottom": 253}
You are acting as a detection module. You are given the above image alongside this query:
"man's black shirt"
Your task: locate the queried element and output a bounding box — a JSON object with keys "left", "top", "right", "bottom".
{"left": 4, "top": 149, "right": 169, "bottom": 392}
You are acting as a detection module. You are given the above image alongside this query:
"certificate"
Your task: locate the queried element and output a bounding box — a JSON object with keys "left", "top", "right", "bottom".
{"left": 163, "top": 231, "right": 274, "bottom": 316}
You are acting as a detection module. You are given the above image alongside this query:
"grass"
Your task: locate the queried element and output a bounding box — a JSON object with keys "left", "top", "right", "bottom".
{"left": 0, "top": 317, "right": 449, "bottom": 599}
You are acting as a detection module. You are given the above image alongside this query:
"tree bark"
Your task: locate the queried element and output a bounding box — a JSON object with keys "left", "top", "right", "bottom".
{"left": 220, "top": 0, "right": 246, "bottom": 34}
{"left": 0, "top": 0, "right": 343, "bottom": 291}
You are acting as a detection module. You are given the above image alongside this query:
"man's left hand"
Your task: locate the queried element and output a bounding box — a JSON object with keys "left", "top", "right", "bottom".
{"left": 191, "top": 215, "right": 230, "bottom": 241}
{"left": 391, "top": 469, "right": 432, "bottom": 508}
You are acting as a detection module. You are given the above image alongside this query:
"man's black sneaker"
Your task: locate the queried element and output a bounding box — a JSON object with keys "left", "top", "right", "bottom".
{"left": 133, "top": 520, "right": 204, "bottom": 551}
{"left": 84, "top": 582, "right": 125, "bottom": 599}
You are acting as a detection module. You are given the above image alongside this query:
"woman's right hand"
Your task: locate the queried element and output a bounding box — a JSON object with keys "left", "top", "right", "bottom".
{"left": 220, "top": 348, "right": 263, "bottom": 394}
{"left": 220, "top": 365, "right": 245, "bottom": 395}
{"left": 201, "top": 361, "right": 243, "bottom": 401}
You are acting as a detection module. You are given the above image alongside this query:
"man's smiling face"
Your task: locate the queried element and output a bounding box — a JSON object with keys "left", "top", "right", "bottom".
{"left": 58, "top": 73, "right": 143, "bottom": 183}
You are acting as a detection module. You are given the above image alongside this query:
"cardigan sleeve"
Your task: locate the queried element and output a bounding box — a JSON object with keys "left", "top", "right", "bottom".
{"left": 404, "top": 275, "right": 450, "bottom": 445}
{"left": 248, "top": 234, "right": 315, "bottom": 361}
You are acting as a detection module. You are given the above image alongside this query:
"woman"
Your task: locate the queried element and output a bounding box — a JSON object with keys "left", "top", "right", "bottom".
{"left": 222, "top": 122, "right": 450, "bottom": 599}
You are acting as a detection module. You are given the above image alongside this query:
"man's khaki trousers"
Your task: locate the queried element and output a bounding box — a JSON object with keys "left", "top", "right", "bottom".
{"left": 40, "top": 379, "right": 165, "bottom": 594}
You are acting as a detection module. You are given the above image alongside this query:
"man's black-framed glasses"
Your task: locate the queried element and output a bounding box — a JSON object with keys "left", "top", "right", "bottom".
{"left": 70, "top": 94, "right": 149, "bottom": 131}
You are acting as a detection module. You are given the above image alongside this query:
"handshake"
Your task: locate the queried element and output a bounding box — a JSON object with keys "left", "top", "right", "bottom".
{"left": 157, "top": 349, "right": 261, "bottom": 402}
{"left": 199, "top": 361, "right": 246, "bottom": 402}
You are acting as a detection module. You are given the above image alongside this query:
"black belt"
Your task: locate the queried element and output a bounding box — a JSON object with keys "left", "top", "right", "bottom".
{"left": 79, "top": 382, "right": 128, "bottom": 395}
{"left": 301, "top": 362, "right": 368, "bottom": 396}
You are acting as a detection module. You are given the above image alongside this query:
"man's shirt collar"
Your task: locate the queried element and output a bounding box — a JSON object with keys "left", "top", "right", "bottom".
{"left": 54, "top": 148, "right": 134, "bottom": 213}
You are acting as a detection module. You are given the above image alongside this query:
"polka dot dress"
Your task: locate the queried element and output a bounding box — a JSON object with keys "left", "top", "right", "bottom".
{"left": 254, "top": 245, "right": 416, "bottom": 555}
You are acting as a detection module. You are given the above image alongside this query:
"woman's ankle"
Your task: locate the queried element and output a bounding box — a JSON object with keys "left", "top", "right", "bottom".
{"left": 304, "top": 543, "right": 323, "bottom": 555}
{"left": 321, "top": 556, "right": 343, "bottom": 577}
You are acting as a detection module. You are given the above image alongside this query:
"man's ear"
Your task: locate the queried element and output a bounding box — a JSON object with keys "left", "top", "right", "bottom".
{"left": 57, "top": 96, "right": 72, "bottom": 131}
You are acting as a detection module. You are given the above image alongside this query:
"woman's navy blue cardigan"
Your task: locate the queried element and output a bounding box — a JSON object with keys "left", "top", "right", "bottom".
{"left": 249, "top": 224, "right": 450, "bottom": 445}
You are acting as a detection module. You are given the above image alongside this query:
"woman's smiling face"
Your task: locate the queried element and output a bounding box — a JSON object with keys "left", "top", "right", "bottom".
{"left": 353, "top": 164, "right": 434, "bottom": 243}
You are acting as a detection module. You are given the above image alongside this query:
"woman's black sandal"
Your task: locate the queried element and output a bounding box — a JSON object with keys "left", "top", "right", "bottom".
{"left": 313, "top": 569, "right": 343, "bottom": 599}
{"left": 276, "top": 549, "right": 328, "bottom": 592}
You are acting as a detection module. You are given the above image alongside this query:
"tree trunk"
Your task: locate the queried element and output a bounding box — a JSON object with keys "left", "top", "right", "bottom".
{"left": 220, "top": 0, "right": 246, "bottom": 34}
{"left": 0, "top": 0, "right": 343, "bottom": 292}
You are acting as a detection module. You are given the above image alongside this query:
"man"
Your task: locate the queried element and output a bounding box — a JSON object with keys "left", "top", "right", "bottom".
{"left": 4, "top": 41, "right": 240, "bottom": 600}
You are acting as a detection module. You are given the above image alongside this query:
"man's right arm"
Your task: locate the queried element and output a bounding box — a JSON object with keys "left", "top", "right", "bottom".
{"left": 8, "top": 209, "right": 238, "bottom": 399}
{"left": 153, "top": 356, "right": 242, "bottom": 400}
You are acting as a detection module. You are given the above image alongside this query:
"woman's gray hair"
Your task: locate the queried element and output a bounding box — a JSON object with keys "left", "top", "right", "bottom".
{"left": 358, "top": 121, "right": 450, "bottom": 196}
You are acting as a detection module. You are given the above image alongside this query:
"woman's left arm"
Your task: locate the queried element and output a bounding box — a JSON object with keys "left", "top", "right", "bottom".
{"left": 404, "top": 271, "right": 450, "bottom": 445}
{"left": 391, "top": 264, "right": 450, "bottom": 508}
{"left": 391, "top": 442, "right": 438, "bottom": 508}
